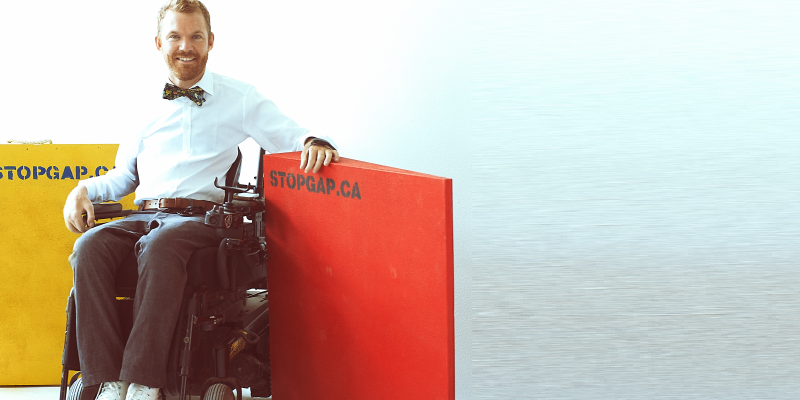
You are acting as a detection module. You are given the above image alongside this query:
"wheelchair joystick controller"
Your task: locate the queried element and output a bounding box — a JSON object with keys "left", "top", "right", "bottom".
{"left": 205, "top": 177, "right": 254, "bottom": 230}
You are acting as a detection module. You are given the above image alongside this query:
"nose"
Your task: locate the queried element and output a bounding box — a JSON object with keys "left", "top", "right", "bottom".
{"left": 178, "top": 37, "right": 193, "bottom": 52}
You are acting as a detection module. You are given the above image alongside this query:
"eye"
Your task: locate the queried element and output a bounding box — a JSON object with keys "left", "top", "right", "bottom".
{"left": 169, "top": 35, "right": 179, "bottom": 39}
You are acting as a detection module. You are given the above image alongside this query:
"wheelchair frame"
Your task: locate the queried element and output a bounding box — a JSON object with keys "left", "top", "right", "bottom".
{"left": 60, "top": 148, "right": 273, "bottom": 400}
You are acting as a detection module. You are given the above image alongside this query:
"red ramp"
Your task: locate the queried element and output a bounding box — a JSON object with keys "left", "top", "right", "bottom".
{"left": 263, "top": 153, "right": 454, "bottom": 400}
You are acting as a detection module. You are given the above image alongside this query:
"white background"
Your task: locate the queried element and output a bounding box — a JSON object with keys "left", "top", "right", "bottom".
{"left": 0, "top": 0, "right": 471, "bottom": 398}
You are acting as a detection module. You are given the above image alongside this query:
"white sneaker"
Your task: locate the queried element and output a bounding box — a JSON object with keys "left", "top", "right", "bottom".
{"left": 95, "top": 381, "right": 129, "bottom": 400}
{"left": 126, "top": 383, "right": 160, "bottom": 400}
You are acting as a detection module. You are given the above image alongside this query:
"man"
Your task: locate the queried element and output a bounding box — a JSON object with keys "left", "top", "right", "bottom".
{"left": 62, "top": 1, "right": 338, "bottom": 399}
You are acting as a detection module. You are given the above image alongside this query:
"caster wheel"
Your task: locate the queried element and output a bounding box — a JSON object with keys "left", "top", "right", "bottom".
{"left": 203, "top": 383, "right": 236, "bottom": 400}
{"left": 66, "top": 376, "right": 99, "bottom": 400}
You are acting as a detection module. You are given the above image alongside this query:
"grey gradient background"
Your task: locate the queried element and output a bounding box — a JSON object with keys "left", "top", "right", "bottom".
{"left": 474, "top": 1, "right": 800, "bottom": 399}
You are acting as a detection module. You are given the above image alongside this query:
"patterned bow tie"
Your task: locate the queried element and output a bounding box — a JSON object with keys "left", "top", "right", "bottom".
{"left": 162, "top": 83, "right": 206, "bottom": 106}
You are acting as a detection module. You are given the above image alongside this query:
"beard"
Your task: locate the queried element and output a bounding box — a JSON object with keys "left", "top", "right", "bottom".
{"left": 165, "top": 51, "right": 209, "bottom": 83}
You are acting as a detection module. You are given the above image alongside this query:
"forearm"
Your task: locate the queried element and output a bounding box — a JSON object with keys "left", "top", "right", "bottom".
{"left": 80, "top": 168, "right": 138, "bottom": 203}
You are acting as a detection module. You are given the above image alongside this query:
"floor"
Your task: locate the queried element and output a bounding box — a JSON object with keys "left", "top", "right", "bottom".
{"left": 0, "top": 386, "right": 268, "bottom": 399}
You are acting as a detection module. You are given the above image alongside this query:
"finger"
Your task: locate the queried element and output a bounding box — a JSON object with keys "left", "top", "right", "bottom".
{"left": 332, "top": 150, "right": 340, "bottom": 162}
{"left": 65, "top": 205, "right": 81, "bottom": 233}
{"left": 66, "top": 218, "right": 78, "bottom": 233}
{"left": 85, "top": 203, "right": 95, "bottom": 228}
{"left": 323, "top": 149, "right": 333, "bottom": 166}
{"left": 299, "top": 146, "right": 309, "bottom": 169}
{"left": 304, "top": 148, "right": 317, "bottom": 173}
{"left": 67, "top": 215, "right": 83, "bottom": 234}
{"left": 77, "top": 213, "right": 89, "bottom": 233}
{"left": 77, "top": 218, "right": 88, "bottom": 233}
{"left": 313, "top": 149, "right": 325, "bottom": 173}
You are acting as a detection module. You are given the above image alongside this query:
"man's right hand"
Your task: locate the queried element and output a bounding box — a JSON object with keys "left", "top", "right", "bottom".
{"left": 64, "top": 185, "right": 95, "bottom": 233}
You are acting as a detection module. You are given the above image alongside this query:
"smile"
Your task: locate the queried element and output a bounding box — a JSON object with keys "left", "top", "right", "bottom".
{"left": 177, "top": 57, "right": 195, "bottom": 61}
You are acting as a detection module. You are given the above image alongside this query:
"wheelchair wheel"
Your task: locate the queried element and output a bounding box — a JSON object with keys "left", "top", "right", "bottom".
{"left": 203, "top": 383, "right": 235, "bottom": 400}
{"left": 66, "top": 376, "right": 99, "bottom": 400}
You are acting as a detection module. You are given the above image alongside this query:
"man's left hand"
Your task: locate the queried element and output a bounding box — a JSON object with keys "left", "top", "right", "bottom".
{"left": 300, "top": 138, "right": 340, "bottom": 173}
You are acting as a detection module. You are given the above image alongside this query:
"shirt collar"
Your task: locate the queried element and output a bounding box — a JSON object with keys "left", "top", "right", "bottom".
{"left": 164, "top": 68, "right": 215, "bottom": 96}
{"left": 194, "top": 69, "right": 214, "bottom": 96}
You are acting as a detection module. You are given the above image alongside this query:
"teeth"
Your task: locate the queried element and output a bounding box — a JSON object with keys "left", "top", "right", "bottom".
{"left": 178, "top": 58, "right": 194, "bottom": 61}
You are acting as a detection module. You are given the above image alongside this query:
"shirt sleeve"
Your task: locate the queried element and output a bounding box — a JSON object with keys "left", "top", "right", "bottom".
{"left": 242, "top": 87, "right": 337, "bottom": 153}
{"left": 79, "top": 136, "right": 140, "bottom": 203}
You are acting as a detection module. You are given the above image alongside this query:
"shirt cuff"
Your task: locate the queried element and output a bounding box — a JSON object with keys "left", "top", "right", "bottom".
{"left": 301, "top": 134, "right": 338, "bottom": 151}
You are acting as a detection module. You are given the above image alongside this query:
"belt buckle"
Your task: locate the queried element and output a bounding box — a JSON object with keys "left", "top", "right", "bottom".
{"left": 178, "top": 205, "right": 205, "bottom": 217}
{"left": 157, "top": 198, "right": 174, "bottom": 209}
{"left": 178, "top": 198, "right": 206, "bottom": 216}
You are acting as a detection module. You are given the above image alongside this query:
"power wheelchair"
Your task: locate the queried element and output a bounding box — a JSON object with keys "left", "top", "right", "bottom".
{"left": 60, "top": 148, "right": 273, "bottom": 400}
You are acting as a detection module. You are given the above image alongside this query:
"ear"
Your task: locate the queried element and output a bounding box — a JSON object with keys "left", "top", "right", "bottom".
{"left": 155, "top": 36, "right": 162, "bottom": 51}
{"left": 208, "top": 32, "right": 215, "bottom": 51}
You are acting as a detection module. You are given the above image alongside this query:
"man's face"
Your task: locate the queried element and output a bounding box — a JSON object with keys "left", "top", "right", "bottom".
{"left": 155, "top": 10, "right": 214, "bottom": 87}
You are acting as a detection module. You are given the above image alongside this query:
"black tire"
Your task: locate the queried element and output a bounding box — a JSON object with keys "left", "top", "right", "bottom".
{"left": 203, "top": 383, "right": 236, "bottom": 400}
{"left": 66, "top": 376, "right": 99, "bottom": 400}
{"left": 65, "top": 376, "right": 83, "bottom": 400}
{"left": 68, "top": 372, "right": 81, "bottom": 387}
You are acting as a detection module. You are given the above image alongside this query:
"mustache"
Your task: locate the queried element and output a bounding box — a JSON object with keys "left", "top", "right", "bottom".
{"left": 173, "top": 52, "right": 200, "bottom": 58}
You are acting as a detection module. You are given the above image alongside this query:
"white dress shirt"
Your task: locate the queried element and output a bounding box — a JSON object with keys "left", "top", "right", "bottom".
{"left": 81, "top": 70, "right": 336, "bottom": 205}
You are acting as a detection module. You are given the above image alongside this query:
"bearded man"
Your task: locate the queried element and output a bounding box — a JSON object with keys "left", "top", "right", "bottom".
{"left": 62, "top": 1, "right": 338, "bottom": 399}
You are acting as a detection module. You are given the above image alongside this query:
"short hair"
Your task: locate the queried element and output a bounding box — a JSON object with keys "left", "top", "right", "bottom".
{"left": 156, "top": 0, "right": 212, "bottom": 38}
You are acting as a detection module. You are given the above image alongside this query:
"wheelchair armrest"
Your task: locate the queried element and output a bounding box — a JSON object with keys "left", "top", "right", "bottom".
{"left": 92, "top": 202, "right": 133, "bottom": 220}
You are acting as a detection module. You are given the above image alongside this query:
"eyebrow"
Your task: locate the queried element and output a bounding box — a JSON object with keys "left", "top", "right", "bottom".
{"left": 166, "top": 30, "right": 205, "bottom": 36}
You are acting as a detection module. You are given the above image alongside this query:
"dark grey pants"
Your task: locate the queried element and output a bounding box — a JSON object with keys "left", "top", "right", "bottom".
{"left": 69, "top": 211, "right": 219, "bottom": 388}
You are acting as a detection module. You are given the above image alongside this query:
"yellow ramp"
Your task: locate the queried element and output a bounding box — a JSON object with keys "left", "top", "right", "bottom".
{"left": 0, "top": 144, "right": 134, "bottom": 385}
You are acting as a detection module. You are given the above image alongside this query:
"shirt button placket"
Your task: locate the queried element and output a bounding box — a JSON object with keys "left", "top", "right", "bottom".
{"left": 173, "top": 100, "right": 191, "bottom": 194}
{"left": 183, "top": 101, "right": 191, "bottom": 154}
